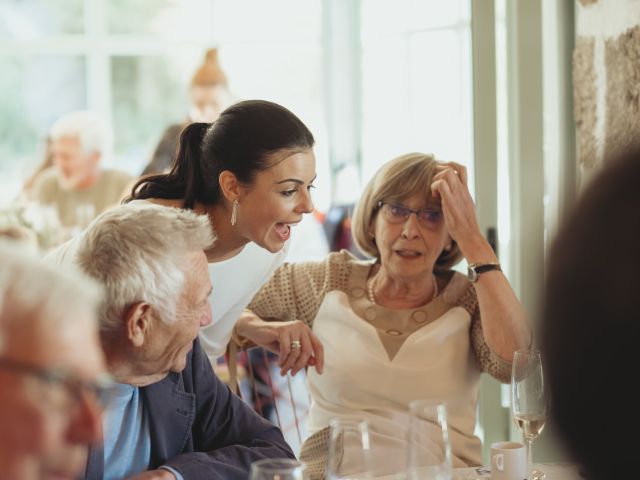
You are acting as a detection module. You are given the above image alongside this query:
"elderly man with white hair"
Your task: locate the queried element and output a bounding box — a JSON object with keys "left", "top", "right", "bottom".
{"left": 0, "top": 243, "right": 109, "bottom": 480}
{"left": 29, "top": 110, "right": 132, "bottom": 228}
{"left": 68, "top": 204, "right": 294, "bottom": 480}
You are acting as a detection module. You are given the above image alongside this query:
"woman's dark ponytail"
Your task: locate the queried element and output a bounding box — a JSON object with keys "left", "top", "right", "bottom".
{"left": 170, "top": 122, "right": 212, "bottom": 208}
{"left": 127, "top": 100, "right": 314, "bottom": 210}
{"left": 127, "top": 123, "right": 213, "bottom": 208}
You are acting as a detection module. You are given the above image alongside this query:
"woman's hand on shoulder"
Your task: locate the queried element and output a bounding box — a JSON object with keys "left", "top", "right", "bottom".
{"left": 235, "top": 312, "right": 324, "bottom": 376}
{"left": 274, "top": 320, "right": 324, "bottom": 376}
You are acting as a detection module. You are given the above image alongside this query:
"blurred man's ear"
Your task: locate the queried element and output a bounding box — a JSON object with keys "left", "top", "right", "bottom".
{"left": 124, "top": 302, "right": 151, "bottom": 347}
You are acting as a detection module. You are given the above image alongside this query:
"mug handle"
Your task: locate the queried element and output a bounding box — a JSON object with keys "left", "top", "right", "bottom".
{"left": 493, "top": 453, "right": 504, "bottom": 472}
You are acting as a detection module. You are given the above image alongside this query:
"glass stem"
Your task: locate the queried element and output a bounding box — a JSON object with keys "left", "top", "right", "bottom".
{"left": 526, "top": 439, "right": 533, "bottom": 480}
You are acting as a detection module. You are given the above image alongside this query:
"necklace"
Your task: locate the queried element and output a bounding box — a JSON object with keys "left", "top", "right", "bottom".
{"left": 367, "top": 273, "right": 439, "bottom": 306}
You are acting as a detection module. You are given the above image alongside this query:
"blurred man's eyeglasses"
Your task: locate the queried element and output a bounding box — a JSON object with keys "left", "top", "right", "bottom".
{"left": 0, "top": 357, "right": 115, "bottom": 409}
{"left": 377, "top": 201, "right": 444, "bottom": 227}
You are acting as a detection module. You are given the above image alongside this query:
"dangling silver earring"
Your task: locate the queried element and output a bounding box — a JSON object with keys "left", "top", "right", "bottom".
{"left": 230, "top": 199, "right": 239, "bottom": 226}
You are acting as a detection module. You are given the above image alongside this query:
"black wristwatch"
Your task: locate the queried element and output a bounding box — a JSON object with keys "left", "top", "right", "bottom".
{"left": 467, "top": 262, "right": 502, "bottom": 282}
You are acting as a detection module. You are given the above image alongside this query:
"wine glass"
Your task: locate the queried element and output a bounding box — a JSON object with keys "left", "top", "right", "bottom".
{"left": 511, "top": 349, "right": 546, "bottom": 480}
{"left": 407, "top": 400, "right": 452, "bottom": 480}
{"left": 250, "top": 458, "right": 309, "bottom": 480}
{"left": 327, "top": 418, "right": 373, "bottom": 480}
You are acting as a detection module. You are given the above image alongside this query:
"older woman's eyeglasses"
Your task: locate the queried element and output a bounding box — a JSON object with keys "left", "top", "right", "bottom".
{"left": 377, "top": 201, "right": 444, "bottom": 228}
{"left": 0, "top": 357, "right": 116, "bottom": 409}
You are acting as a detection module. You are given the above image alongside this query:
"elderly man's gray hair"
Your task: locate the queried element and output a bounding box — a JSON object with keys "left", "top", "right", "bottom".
{"left": 49, "top": 110, "right": 108, "bottom": 156}
{"left": 75, "top": 204, "right": 215, "bottom": 333}
{"left": 0, "top": 242, "right": 100, "bottom": 354}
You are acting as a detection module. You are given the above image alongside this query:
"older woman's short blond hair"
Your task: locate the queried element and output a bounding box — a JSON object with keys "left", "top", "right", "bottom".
{"left": 352, "top": 152, "right": 463, "bottom": 271}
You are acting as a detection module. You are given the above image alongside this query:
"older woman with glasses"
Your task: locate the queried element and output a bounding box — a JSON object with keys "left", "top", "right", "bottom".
{"left": 234, "top": 152, "right": 530, "bottom": 476}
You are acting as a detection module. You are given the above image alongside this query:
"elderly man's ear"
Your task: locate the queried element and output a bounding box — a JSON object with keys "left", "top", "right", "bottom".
{"left": 124, "top": 302, "right": 152, "bottom": 347}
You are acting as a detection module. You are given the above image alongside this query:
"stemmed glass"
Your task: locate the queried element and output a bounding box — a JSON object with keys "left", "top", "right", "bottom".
{"left": 511, "top": 349, "right": 547, "bottom": 480}
{"left": 250, "top": 458, "right": 309, "bottom": 480}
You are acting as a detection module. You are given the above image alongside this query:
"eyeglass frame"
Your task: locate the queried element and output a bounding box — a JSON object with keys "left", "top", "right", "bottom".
{"left": 376, "top": 201, "right": 444, "bottom": 227}
{"left": 0, "top": 356, "right": 116, "bottom": 410}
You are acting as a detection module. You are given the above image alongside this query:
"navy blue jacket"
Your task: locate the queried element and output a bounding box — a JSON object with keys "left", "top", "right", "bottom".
{"left": 85, "top": 339, "right": 294, "bottom": 479}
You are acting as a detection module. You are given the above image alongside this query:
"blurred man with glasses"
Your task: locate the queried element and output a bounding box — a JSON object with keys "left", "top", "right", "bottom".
{"left": 0, "top": 243, "right": 110, "bottom": 480}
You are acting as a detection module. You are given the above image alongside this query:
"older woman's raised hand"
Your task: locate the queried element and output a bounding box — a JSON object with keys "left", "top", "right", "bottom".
{"left": 430, "top": 162, "right": 485, "bottom": 254}
{"left": 234, "top": 312, "right": 324, "bottom": 376}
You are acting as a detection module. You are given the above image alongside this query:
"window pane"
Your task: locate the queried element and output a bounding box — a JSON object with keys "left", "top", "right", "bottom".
{"left": 362, "top": 0, "right": 468, "bottom": 38}
{"left": 360, "top": 1, "right": 474, "bottom": 192}
{"left": 111, "top": 55, "right": 188, "bottom": 174}
{"left": 408, "top": 29, "right": 473, "bottom": 166}
{"left": 0, "top": 55, "right": 86, "bottom": 204}
{"left": 108, "top": 0, "right": 321, "bottom": 40}
{"left": 223, "top": 44, "right": 323, "bottom": 109}
{"left": 108, "top": 0, "right": 212, "bottom": 41}
{"left": 223, "top": 42, "right": 329, "bottom": 211}
{"left": 213, "top": 0, "right": 322, "bottom": 42}
{"left": 0, "top": 0, "right": 83, "bottom": 39}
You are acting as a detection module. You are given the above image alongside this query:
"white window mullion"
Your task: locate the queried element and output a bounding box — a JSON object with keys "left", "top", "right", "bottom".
{"left": 85, "top": 0, "right": 113, "bottom": 162}
{"left": 322, "top": 0, "right": 363, "bottom": 201}
{"left": 542, "top": 0, "right": 577, "bottom": 241}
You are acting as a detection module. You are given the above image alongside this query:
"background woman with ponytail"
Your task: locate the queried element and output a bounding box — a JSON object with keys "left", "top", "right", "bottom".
{"left": 127, "top": 99, "right": 321, "bottom": 361}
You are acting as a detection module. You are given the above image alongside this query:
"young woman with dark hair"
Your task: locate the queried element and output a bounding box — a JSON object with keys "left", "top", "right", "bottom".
{"left": 127, "top": 99, "right": 318, "bottom": 358}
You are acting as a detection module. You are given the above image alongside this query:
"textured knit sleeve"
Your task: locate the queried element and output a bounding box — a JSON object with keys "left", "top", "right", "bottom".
{"left": 248, "top": 250, "right": 355, "bottom": 327}
{"left": 458, "top": 284, "right": 512, "bottom": 383}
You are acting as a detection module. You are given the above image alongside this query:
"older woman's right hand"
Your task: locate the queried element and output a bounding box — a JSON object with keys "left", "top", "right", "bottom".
{"left": 431, "top": 161, "right": 486, "bottom": 256}
{"left": 234, "top": 312, "right": 324, "bottom": 376}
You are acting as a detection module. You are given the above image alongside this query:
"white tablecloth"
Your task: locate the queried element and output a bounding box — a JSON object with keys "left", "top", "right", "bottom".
{"left": 453, "top": 462, "right": 581, "bottom": 480}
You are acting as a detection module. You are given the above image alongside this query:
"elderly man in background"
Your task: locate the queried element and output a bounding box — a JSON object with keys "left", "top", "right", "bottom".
{"left": 28, "top": 110, "right": 132, "bottom": 229}
{"left": 0, "top": 243, "right": 108, "bottom": 480}
{"left": 69, "top": 204, "right": 294, "bottom": 480}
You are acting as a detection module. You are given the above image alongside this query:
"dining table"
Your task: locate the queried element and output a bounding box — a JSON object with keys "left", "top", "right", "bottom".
{"left": 453, "top": 462, "right": 582, "bottom": 479}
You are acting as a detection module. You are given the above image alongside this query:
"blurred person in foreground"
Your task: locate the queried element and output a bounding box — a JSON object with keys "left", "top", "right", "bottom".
{"left": 0, "top": 242, "right": 108, "bottom": 480}
{"left": 67, "top": 204, "right": 294, "bottom": 480}
{"left": 542, "top": 149, "right": 640, "bottom": 480}
{"left": 141, "top": 48, "right": 234, "bottom": 176}
{"left": 28, "top": 110, "right": 132, "bottom": 229}
{"left": 236, "top": 153, "right": 531, "bottom": 477}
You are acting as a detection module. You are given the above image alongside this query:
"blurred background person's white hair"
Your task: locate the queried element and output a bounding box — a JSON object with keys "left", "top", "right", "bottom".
{"left": 49, "top": 110, "right": 108, "bottom": 157}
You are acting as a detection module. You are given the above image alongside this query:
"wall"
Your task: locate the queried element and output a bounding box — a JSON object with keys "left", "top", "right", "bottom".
{"left": 574, "top": 0, "right": 640, "bottom": 184}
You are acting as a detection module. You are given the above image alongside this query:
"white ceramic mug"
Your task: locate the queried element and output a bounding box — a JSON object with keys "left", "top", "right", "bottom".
{"left": 490, "top": 441, "right": 527, "bottom": 480}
